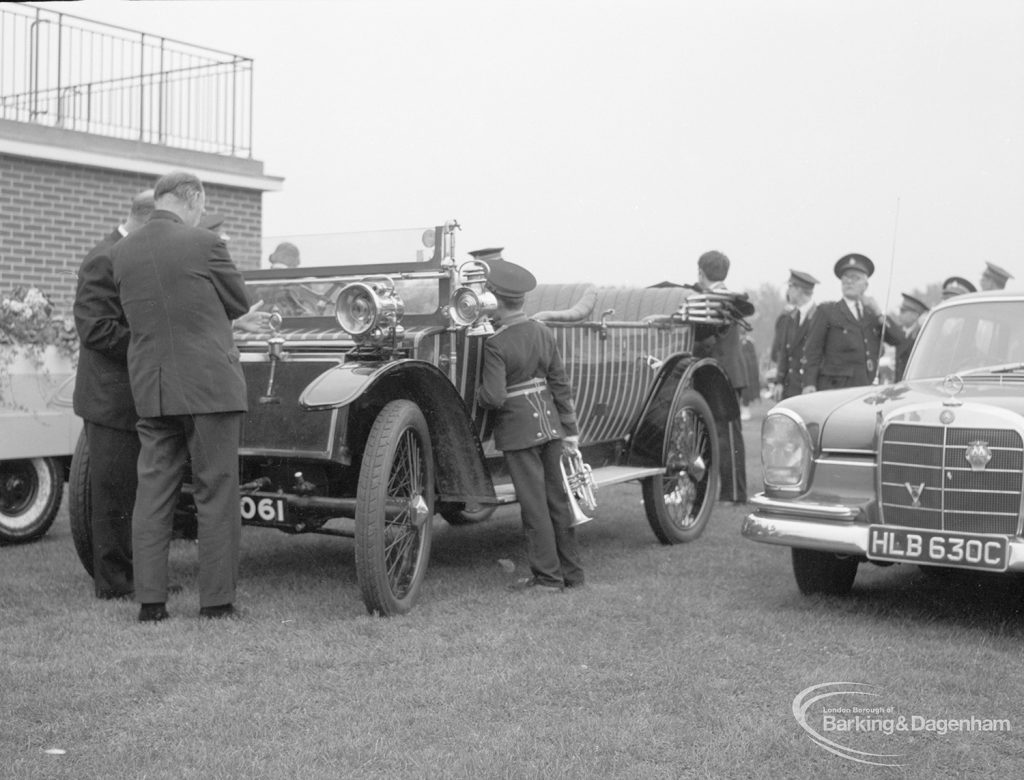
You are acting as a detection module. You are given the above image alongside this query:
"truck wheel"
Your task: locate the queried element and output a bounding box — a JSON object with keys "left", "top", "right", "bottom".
{"left": 0, "top": 457, "right": 63, "bottom": 543}
{"left": 642, "top": 390, "right": 719, "bottom": 544}
{"left": 791, "top": 548, "right": 858, "bottom": 595}
{"left": 68, "top": 430, "right": 94, "bottom": 575}
{"left": 439, "top": 502, "right": 495, "bottom": 526}
{"left": 355, "top": 400, "right": 435, "bottom": 616}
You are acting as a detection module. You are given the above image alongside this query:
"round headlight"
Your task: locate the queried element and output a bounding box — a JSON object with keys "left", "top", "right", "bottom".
{"left": 336, "top": 282, "right": 380, "bottom": 336}
{"left": 761, "top": 411, "right": 813, "bottom": 492}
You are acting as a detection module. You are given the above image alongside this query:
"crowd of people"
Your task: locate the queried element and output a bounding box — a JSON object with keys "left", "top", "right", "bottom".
{"left": 768, "top": 256, "right": 1012, "bottom": 399}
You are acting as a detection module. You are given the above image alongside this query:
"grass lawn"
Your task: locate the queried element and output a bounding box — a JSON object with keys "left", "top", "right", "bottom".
{"left": 3, "top": 403, "right": 1023, "bottom": 779}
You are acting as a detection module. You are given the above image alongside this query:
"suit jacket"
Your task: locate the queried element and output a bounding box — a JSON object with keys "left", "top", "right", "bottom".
{"left": 802, "top": 299, "right": 897, "bottom": 389}
{"left": 111, "top": 210, "right": 250, "bottom": 418}
{"left": 775, "top": 303, "right": 817, "bottom": 399}
{"left": 691, "top": 282, "right": 747, "bottom": 391}
{"left": 73, "top": 227, "right": 139, "bottom": 430}
{"left": 476, "top": 311, "right": 579, "bottom": 451}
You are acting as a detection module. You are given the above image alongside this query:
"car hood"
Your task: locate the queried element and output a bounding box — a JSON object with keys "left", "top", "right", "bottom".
{"left": 772, "top": 377, "right": 1024, "bottom": 452}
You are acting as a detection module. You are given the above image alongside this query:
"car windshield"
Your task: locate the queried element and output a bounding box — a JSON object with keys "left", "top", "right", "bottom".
{"left": 906, "top": 300, "right": 1024, "bottom": 379}
{"left": 248, "top": 227, "right": 442, "bottom": 317}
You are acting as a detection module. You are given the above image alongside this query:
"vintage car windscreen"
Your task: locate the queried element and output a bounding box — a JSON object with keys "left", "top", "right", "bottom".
{"left": 249, "top": 227, "right": 442, "bottom": 317}
{"left": 906, "top": 300, "right": 1024, "bottom": 379}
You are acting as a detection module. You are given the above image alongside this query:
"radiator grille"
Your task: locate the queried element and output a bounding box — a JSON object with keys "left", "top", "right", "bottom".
{"left": 879, "top": 424, "right": 1023, "bottom": 534}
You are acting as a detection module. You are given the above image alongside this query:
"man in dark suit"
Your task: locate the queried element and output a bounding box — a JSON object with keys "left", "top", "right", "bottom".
{"left": 773, "top": 269, "right": 819, "bottom": 400}
{"left": 111, "top": 171, "right": 250, "bottom": 622}
{"left": 73, "top": 189, "right": 154, "bottom": 599}
{"left": 691, "top": 250, "right": 748, "bottom": 503}
{"left": 802, "top": 253, "right": 899, "bottom": 392}
{"left": 476, "top": 250, "right": 583, "bottom": 593}
{"left": 894, "top": 293, "right": 928, "bottom": 381}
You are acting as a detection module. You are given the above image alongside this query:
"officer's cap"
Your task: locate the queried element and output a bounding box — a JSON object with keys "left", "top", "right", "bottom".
{"left": 486, "top": 257, "right": 536, "bottom": 299}
{"left": 942, "top": 276, "right": 976, "bottom": 298}
{"left": 899, "top": 293, "right": 928, "bottom": 315}
{"left": 982, "top": 261, "right": 1013, "bottom": 286}
{"left": 788, "top": 269, "right": 819, "bottom": 290}
{"left": 468, "top": 247, "right": 505, "bottom": 264}
{"left": 834, "top": 253, "right": 874, "bottom": 278}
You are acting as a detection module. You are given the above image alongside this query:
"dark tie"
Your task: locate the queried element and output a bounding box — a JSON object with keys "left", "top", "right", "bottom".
{"left": 855, "top": 301, "right": 863, "bottom": 320}
{"left": 794, "top": 310, "right": 801, "bottom": 327}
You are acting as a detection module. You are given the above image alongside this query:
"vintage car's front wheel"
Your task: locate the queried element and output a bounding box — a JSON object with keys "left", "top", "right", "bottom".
{"left": 791, "top": 548, "right": 858, "bottom": 596}
{"left": 355, "top": 400, "right": 435, "bottom": 616}
{"left": 642, "top": 390, "right": 719, "bottom": 544}
{"left": 68, "top": 431, "right": 94, "bottom": 575}
{"left": 0, "top": 456, "right": 63, "bottom": 544}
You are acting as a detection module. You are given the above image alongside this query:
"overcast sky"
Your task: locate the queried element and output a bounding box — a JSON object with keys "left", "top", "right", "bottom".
{"left": 75, "top": 0, "right": 1024, "bottom": 308}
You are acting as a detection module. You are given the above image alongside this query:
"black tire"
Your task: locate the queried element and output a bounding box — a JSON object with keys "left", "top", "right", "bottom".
{"left": 68, "top": 430, "right": 94, "bottom": 576}
{"left": 791, "top": 548, "right": 859, "bottom": 596}
{"left": 355, "top": 400, "right": 435, "bottom": 616}
{"left": 0, "top": 456, "right": 63, "bottom": 544}
{"left": 439, "top": 502, "right": 495, "bottom": 526}
{"left": 642, "top": 390, "right": 719, "bottom": 544}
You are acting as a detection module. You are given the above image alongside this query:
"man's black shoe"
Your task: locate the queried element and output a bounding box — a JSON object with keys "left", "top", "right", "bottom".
{"left": 199, "top": 603, "right": 236, "bottom": 619}
{"left": 138, "top": 603, "right": 169, "bottom": 622}
{"left": 505, "top": 577, "right": 563, "bottom": 593}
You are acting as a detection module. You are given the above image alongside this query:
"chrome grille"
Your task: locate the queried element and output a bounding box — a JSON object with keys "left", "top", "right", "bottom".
{"left": 880, "top": 424, "right": 1023, "bottom": 535}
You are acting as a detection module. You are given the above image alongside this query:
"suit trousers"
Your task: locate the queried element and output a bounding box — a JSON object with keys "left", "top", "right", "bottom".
{"left": 503, "top": 439, "right": 584, "bottom": 587}
{"left": 133, "top": 412, "right": 243, "bottom": 608}
{"left": 86, "top": 421, "right": 140, "bottom": 597}
{"left": 718, "top": 390, "right": 748, "bottom": 503}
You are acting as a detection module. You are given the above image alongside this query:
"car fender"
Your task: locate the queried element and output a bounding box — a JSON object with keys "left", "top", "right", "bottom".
{"left": 300, "top": 359, "right": 495, "bottom": 505}
{"left": 627, "top": 354, "right": 737, "bottom": 468}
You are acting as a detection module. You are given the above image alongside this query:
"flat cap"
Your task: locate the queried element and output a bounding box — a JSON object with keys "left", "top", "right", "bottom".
{"left": 199, "top": 213, "right": 225, "bottom": 232}
{"left": 941, "top": 276, "right": 976, "bottom": 298}
{"left": 486, "top": 257, "right": 536, "bottom": 298}
{"left": 982, "top": 261, "right": 1013, "bottom": 286}
{"left": 269, "top": 242, "right": 301, "bottom": 267}
{"left": 467, "top": 247, "right": 505, "bottom": 264}
{"left": 788, "top": 269, "right": 820, "bottom": 289}
{"left": 899, "top": 293, "right": 928, "bottom": 315}
{"left": 834, "top": 253, "right": 874, "bottom": 278}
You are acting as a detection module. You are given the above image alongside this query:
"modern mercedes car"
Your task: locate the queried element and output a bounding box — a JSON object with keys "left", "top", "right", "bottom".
{"left": 743, "top": 290, "right": 1024, "bottom": 596}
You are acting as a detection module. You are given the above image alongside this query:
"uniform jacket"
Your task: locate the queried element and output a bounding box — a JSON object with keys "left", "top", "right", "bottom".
{"left": 73, "top": 227, "right": 138, "bottom": 430}
{"left": 476, "top": 311, "right": 579, "bottom": 451}
{"left": 691, "top": 282, "right": 747, "bottom": 391}
{"left": 894, "top": 322, "right": 919, "bottom": 382}
{"left": 802, "top": 299, "right": 898, "bottom": 389}
{"left": 775, "top": 303, "right": 817, "bottom": 399}
{"left": 111, "top": 210, "right": 250, "bottom": 418}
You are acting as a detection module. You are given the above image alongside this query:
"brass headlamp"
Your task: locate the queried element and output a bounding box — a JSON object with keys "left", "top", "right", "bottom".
{"left": 449, "top": 260, "right": 497, "bottom": 335}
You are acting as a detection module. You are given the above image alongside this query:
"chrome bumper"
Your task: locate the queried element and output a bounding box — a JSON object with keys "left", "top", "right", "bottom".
{"left": 742, "top": 494, "right": 1024, "bottom": 571}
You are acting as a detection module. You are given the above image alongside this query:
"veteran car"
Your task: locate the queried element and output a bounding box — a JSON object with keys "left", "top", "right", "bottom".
{"left": 743, "top": 289, "right": 1024, "bottom": 596}
{"left": 69, "top": 221, "right": 746, "bottom": 614}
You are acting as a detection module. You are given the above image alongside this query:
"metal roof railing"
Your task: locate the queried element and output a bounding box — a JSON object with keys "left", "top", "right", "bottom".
{"left": 0, "top": 3, "right": 253, "bottom": 158}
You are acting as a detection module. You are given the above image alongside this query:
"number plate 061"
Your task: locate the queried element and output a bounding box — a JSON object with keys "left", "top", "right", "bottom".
{"left": 240, "top": 496, "right": 285, "bottom": 523}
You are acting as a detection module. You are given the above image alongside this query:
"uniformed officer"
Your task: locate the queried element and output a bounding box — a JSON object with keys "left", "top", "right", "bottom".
{"left": 980, "top": 261, "right": 1013, "bottom": 291}
{"left": 802, "top": 253, "right": 899, "bottom": 392}
{"left": 941, "top": 276, "right": 976, "bottom": 299}
{"left": 894, "top": 292, "right": 928, "bottom": 382}
{"left": 475, "top": 251, "right": 584, "bottom": 593}
{"left": 773, "top": 269, "right": 819, "bottom": 400}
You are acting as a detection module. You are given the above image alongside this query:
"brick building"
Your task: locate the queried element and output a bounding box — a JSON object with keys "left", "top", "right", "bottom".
{"left": 0, "top": 4, "right": 282, "bottom": 310}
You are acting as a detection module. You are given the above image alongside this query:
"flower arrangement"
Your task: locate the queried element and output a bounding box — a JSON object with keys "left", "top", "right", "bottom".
{"left": 1, "top": 285, "right": 78, "bottom": 408}
{"left": 0, "top": 285, "right": 78, "bottom": 356}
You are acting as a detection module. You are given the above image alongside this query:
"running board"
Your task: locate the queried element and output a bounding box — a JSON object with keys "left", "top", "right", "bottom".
{"left": 492, "top": 465, "right": 665, "bottom": 504}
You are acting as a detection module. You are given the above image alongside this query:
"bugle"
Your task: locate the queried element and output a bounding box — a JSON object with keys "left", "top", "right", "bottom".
{"left": 560, "top": 448, "right": 598, "bottom": 527}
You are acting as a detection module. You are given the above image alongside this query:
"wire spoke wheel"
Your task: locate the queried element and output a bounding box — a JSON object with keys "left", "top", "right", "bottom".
{"left": 355, "top": 400, "right": 434, "bottom": 615}
{"left": 642, "top": 390, "right": 719, "bottom": 544}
